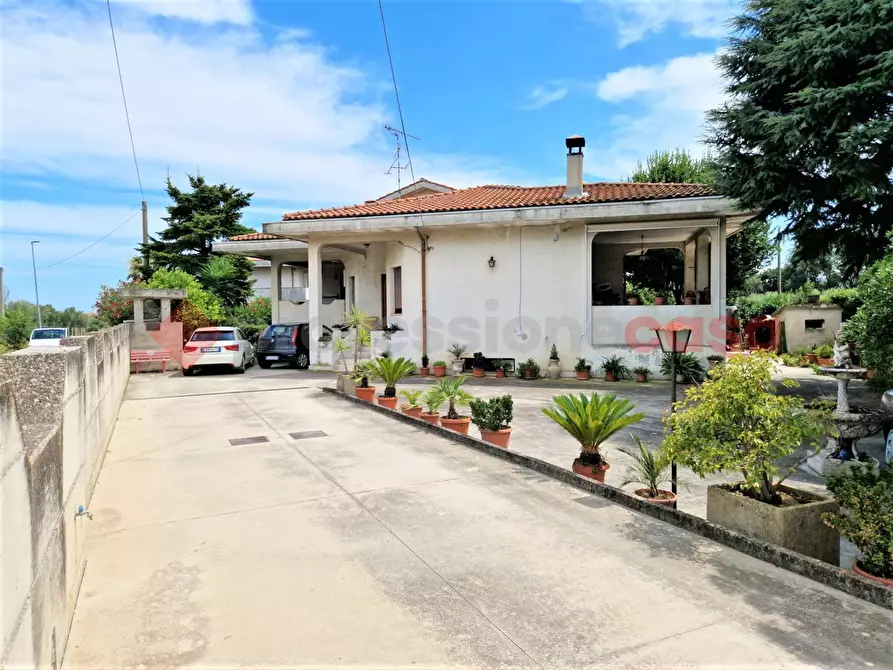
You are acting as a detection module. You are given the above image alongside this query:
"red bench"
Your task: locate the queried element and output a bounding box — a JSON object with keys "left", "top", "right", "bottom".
{"left": 131, "top": 349, "right": 172, "bottom": 373}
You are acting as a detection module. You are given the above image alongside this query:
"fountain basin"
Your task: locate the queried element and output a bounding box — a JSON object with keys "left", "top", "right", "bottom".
{"left": 820, "top": 366, "right": 869, "bottom": 381}
{"left": 832, "top": 409, "right": 886, "bottom": 439}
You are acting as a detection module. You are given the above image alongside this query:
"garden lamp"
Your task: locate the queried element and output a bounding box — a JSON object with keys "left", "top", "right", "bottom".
{"left": 652, "top": 322, "right": 692, "bottom": 498}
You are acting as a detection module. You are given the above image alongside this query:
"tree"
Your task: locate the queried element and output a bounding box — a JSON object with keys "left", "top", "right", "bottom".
{"left": 0, "top": 304, "right": 36, "bottom": 349}
{"left": 628, "top": 149, "right": 774, "bottom": 293}
{"left": 706, "top": 0, "right": 893, "bottom": 279}
{"left": 139, "top": 175, "right": 256, "bottom": 303}
{"left": 846, "top": 239, "right": 893, "bottom": 388}
{"left": 200, "top": 255, "right": 252, "bottom": 308}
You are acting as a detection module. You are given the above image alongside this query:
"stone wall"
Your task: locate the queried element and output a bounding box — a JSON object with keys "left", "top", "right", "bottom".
{"left": 0, "top": 324, "right": 130, "bottom": 669}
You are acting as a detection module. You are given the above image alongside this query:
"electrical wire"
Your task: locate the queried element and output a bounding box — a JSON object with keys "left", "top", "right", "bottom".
{"left": 40, "top": 210, "right": 141, "bottom": 270}
{"left": 106, "top": 0, "right": 144, "bottom": 200}
{"left": 377, "top": 0, "right": 415, "bottom": 183}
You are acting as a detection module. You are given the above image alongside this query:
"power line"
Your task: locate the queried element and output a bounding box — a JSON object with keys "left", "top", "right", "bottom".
{"left": 377, "top": 0, "right": 415, "bottom": 182}
{"left": 40, "top": 210, "right": 141, "bottom": 270}
{"left": 106, "top": 0, "right": 144, "bottom": 200}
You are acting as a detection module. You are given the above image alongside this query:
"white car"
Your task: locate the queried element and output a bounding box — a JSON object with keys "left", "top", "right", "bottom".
{"left": 28, "top": 327, "right": 69, "bottom": 347}
{"left": 182, "top": 327, "right": 254, "bottom": 376}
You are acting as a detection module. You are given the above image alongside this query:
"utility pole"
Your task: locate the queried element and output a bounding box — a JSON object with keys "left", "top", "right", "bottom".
{"left": 141, "top": 200, "right": 150, "bottom": 277}
{"left": 0, "top": 266, "right": 5, "bottom": 317}
{"left": 777, "top": 240, "right": 783, "bottom": 293}
{"left": 30, "top": 240, "right": 42, "bottom": 327}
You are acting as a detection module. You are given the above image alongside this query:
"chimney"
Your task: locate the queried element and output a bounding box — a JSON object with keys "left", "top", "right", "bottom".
{"left": 565, "top": 135, "right": 585, "bottom": 198}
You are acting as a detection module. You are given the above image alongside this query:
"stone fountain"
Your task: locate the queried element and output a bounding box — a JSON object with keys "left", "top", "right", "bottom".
{"left": 806, "top": 330, "right": 884, "bottom": 477}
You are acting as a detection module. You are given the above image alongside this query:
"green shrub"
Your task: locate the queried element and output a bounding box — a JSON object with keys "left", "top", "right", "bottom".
{"left": 0, "top": 306, "right": 35, "bottom": 350}
{"left": 223, "top": 297, "right": 271, "bottom": 343}
{"left": 574, "top": 357, "right": 591, "bottom": 373}
{"left": 469, "top": 395, "right": 513, "bottom": 431}
{"left": 662, "top": 351, "right": 832, "bottom": 503}
{"left": 780, "top": 353, "right": 803, "bottom": 367}
{"left": 659, "top": 352, "right": 705, "bottom": 383}
{"left": 823, "top": 465, "right": 893, "bottom": 580}
{"left": 517, "top": 358, "right": 540, "bottom": 379}
{"left": 600, "top": 355, "right": 631, "bottom": 379}
{"left": 813, "top": 344, "right": 834, "bottom": 358}
{"left": 432, "top": 360, "right": 447, "bottom": 368}
{"left": 848, "top": 251, "right": 893, "bottom": 388}
{"left": 149, "top": 268, "right": 224, "bottom": 323}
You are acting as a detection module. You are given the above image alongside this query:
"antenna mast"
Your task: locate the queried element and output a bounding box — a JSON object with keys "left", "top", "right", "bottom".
{"left": 384, "top": 124, "right": 419, "bottom": 191}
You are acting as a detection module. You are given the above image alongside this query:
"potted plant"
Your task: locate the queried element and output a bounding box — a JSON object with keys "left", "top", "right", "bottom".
{"left": 420, "top": 354, "right": 430, "bottom": 377}
{"left": 662, "top": 351, "right": 838, "bottom": 563}
{"left": 822, "top": 465, "right": 893, "bottom": 585}
{"left": 814, "top": 343, "right": 835, "bottom": 367}
{"left": 495, "top": 359, "right": 512, "bottom": 378}
{"left": 318, "top": 331, "right": 332, "bottom": 347}
{"left": 366, "top": 356, "right": 416, "bottom": 410}
{"left": 517, "top": 358, "right": 540, "bottom": 380}
{"left": 448, "top": 343, "right": 467, "bottom": 375}
{"left": 472, "top": 351, "right": 487, "bottom": 378}
{"left": 660, "top": 352, "right": 705, "bottom": 384}
{"left": 633, "top": 366, "right": 650, "bottom": 383}
{"left": 542, "top": 393, "right": 644, "bottom": 483}
{"left": 419, "top": 391, "right": 442, "bottom": 426}
{"left": 547, "top": 344, "right": 561, "bottom": 380}
{"left": 706, "top": 353, "right": 725, "bottom": 371}
{"left": 432, "top": 360, "right": 447, "bottom": 377}
{"left": 574, "top": 357, "right": 591, "bottom": 381}
{"left": 428, "top": 377, "right": 475, "bottom": 433}
{"left": 654, "top": 294, "right": 667, "bottom": 306}
{"left": 620, "top": 435, "right": 677, "bottom": 508}
{"left": 333, "top": 336, "right": 355, "bottom": 395}
{"left": 350, "top": 361, "right": 376, "bottom": 402}
{"left": 469, "top": 395, "right": 513, "bottom": 448}
{"left": 683, "top": 289, "right": 698, "bottom": 305}
{"left": 627, "top": 293, "right": 640, "bottom": 306}
{"left": 600, "top": 355, "right": 630, "bottom": 382}
{"left": 400, "top": 389, "right": 424, "bottom": 419}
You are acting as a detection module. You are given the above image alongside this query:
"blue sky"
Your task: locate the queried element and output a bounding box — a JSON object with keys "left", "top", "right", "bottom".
{"left": 1, "top": 0, "right": 740, "bottom": 310}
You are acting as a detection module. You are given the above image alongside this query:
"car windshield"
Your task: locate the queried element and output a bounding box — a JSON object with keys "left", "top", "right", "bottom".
{"left": 190, "top": 330, "right": 235, "bottom": 342}
{"left": 31, "top": 329, "right": 66, "bottom": 340}
{"left": 262, "top": 325, "right": 296, "bottom": 338}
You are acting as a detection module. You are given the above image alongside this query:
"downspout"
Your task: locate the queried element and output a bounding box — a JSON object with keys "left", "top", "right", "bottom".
{"left": 415, "top": 227, "right": 428, "bottom": 357}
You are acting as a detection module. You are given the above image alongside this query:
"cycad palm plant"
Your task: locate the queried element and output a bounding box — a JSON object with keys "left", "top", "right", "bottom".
{"left": 400, "top": 389, "right": 424, "bottom": 408}
{"left": 620, "top": 435, "right": 671, "bottom": 498}
{"left": 542, "top": 393, "right": 644, "bottom": 467}
{"left": 427, "top": 377, "right": 475, "bottom": 419}
{"left": 366, "top": 356, "right": 416, "bottom": 397}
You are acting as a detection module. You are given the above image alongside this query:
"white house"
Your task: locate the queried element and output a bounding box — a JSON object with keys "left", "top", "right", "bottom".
{"left": 215, "top": 138, "right": 756, "bottom": 374}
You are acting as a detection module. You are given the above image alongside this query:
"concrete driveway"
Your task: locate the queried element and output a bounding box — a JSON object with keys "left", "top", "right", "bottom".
{"left": 64, "top": 371, "right": 892, "bottom": 668}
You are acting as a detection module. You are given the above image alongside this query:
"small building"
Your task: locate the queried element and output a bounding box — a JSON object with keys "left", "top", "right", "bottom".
{"left": 775, "top": 304, "right": 842, "bottom": 352}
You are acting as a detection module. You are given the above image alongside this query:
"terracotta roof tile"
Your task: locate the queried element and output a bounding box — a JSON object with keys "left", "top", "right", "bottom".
{"left": 227, "top": 232, "right": 282, "bottom": 241}
{"left": 282, "top": 182, "right": 717, "bottom": 221}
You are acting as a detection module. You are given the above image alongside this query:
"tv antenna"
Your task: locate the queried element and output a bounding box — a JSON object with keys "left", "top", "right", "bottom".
{"left": 384, "top": 124, "right": 419, "bottom": 191}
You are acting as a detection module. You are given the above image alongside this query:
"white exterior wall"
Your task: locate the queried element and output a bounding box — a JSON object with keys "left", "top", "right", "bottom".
{"left": 778, "top": 305, "right": 842, "bottom": 352}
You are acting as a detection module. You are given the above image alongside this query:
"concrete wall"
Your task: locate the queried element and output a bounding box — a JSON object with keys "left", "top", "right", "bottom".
{"left": 777, "top": 305, "right": 842, "bottom": 352}
{"left": 0, "top": 324, "right": 131, "bottom": 669}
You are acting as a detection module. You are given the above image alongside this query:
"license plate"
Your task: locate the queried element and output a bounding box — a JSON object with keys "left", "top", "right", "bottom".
{"left": 201, "top": 347, "right": 220, "bottom": 353}
{"left": 266, "top": 355, "right": 279, "bottom": 360}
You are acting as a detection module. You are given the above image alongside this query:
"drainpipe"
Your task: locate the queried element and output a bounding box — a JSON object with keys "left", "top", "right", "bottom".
{"left": 415, "top": 227, "right": 428, "bottom": 357}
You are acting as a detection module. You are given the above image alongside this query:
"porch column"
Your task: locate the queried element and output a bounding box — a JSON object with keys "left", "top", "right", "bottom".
{"left": 683, "top": 240, "right": 696, "bottom": 293}
{"left": 132, "top": 298, "right": 145, "bottom": 332}
{"left": 307, "top": 239, "right": 323, "bottom": 365}
{"left": 270, "top": 258, "right": 282, "bottom": 324}
{"left": 710, "top": 218, "right": 728, "bottom": 323}
{"left": 160, "top": 298, "right": 171, "bottom": 323}
{"left": 696, "top": 233, "right": 711, "bottom": 293}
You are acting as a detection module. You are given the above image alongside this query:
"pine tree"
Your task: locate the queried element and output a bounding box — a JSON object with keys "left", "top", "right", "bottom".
{"left": 139, "top": 175, "right": 256, "bottom": 305}
{"left": 707, "top": 0, "right": 893, "bottom": 278}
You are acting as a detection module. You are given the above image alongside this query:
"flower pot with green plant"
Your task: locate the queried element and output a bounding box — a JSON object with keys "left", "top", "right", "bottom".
{"left": 470, "top": 395, "right": 513, "bottom": 448}
{"left": 662, "top": 351, "right": 838, "bottom": 563}
{"left": 494, "top": 359, "right": 510, "bottom": 378}
{"left": 627, "top": 293, "right": 640, "bottom": 306}
{"left": 350, "top": 361, "right": 376, "bottom": 402}
{"left": 822, "top": 464, "right": 893, "bottom": 585}
{"left": 814, "top": 343, "right": 835, "bottom": 367}
{"left": 420, "top": 354, "right": 430, "bottom": 377}
{"left": 633, "top": 366, "right": 650, "bottom": 383}
{"left": 660, "top": 352, "right": 705, "bottom": 384}
{"left": 600, "top": 355, "right": 630, "bottom": 382}
{"left": 574, "top": 357, "right": 591, "bottom": 381}
{"left": 655, "top": 294, "right": 668, "bottom": 306}
{"left": 400, "top": 389, "right": 424, "bottom": 419}
{"left": 448, "top": 343, "right": 468, "bottom": 375}
{"left": 427, "top": 377, "right": 475, "bottom": 433}
{"left": 542, "top": 393, "right": 645, "bottom": 482}
{"left": 548, "top": 344, "right": 561, "bottom": 379}
{"left": 472, "top": 351, "right": 487, "bottom": 378}
{"left": 706, "top": 353, "right": 725, "bottom": 371}
{"left": 517, "top": 358, "right": 540, "bottom": 380}
{"left": 432, "top": 360, "right": 447, "bottom": 377}
{"left": 419, "top": 391, "right": 442, "bottom": 426}
{"left": 620, "top": 435, "right": 677, "bottom": 508}
{"left": 683, "top": 290, "right": 697, "bottom": 305}
{"left": 366, "top": 356, "right": 416, "bottom": 409}
{"left": 333, "top": 336, "right": 355, "bottom": 394}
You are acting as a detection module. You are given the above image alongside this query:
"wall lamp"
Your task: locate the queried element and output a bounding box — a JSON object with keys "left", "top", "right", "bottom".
{"left": 487, "top": 256, "right": 496, "bottom": 268}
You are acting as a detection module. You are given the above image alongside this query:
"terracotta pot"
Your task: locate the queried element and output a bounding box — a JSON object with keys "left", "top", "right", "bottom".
{"left": 433, "top": 365, "right": 447, "bottom": 377}
{"left": 655, "top": 297, "right": 666, "bottom": 305}
{"left": 472, "top": 367, "right": 486, "bottom": 378}
{"left": 806, "top": 354, "right": 819, "bottom": 364}
{"left": 524, "top": 369, "right": 534, "bottom": 379}
{"left": 683, "top": 297, "right": 695, "bottom": 305}
{"left": 496, "top": 369, "right": 506, "bottom": 378}
{"left": 355, "top": 386, "right": 376, "bottom": 402}
{"left": 627, "top": 298, "right": 639, "bottom": 306}
{"left": 867, "top": 369, "right": 875, "bottom": 379}
{"left": 633, "top": 488, "right": 677, "bottom": 509}
{"left": 605, "top": 371, "right": 616, "bottom": 382}
{"left": 853, "top": 561, "right": 893, "bottom": 587}
{"left": 480, "top": 427, "right": 511, "bottom": 448}
{"left": 572, "top": 460, "right": 610, "bottom": 483}
{"left": 420, "top": 367, "right": 430, "bottom": 377}
{"left": 377, "top": 395, "right": 398, "bottom": 410}
{"left": 635, "top": 373, "right": 647, "bottom": 383}
{"left": 419, "top": 411, "right": 440, "bottom": 426}
{"left": 576, "top": 371, "right": 590, "bottom": 380}
{"left": 440, "top": 416, "right": 471, "bottom": 434}
{"left": 401, "top": 404, "right": 423, "bottom": 419}
{"left": 818, "top": 357, "right": 835, "bottom": 367}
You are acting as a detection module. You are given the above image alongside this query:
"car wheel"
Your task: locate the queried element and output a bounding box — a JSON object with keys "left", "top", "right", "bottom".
{"left": 234, "top": 355, "right": 246, "bottom": 374}
{"left": 183, "top": 368, "right": 194, "bottom": 377}
{"left": 257, "top": 359, "right": 272, "bottom": 369}
{"left": 296, "top": 352, "right": 310, "bottom": 369}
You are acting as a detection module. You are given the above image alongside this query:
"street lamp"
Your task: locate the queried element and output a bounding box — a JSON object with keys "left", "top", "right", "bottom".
{"left": 30, "top": 240, "right": 42, "bottom": 328}
{"left": 652, "top": 321, "right": 692, "bottom": 498}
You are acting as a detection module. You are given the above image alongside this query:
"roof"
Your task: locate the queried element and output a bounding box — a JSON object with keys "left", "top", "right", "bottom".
{"left": 373, "top": 177, "right": 455, "bottom": 202}
{"left": 227, "top": 232, "right": 281, "bottom": 241}
{"left": 282, "top": 182, "right": 717, "bottom": 221}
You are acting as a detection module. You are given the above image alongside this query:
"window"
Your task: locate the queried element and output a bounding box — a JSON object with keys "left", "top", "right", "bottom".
{"left": 805, "top": 319, "right": 824, "bottom": 331}
{"left": 393, "top": 266, "right": 403, "bottom": 314}
{"left": 190, "top": 330, "right": 236, "bottom": 341}
{"left": 348, "top": 276, "right": 356, "bottom": 309}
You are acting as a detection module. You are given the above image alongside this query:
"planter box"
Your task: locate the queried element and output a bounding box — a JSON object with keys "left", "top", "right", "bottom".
{"left": 706, "top": 484, "right": 839, "bottom": 564}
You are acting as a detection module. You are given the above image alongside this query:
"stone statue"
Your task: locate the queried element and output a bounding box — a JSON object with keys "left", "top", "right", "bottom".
{"left": 832, "top": 329, "right": 852, "bottom": 368}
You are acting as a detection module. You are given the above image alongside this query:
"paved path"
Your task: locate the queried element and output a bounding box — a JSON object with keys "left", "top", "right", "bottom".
{"left": 65, "top": 370, "right": 892, "bottom": 669}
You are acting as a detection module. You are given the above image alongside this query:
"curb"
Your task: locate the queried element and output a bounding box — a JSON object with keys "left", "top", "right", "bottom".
{"left": 321, "top": 386, "right": 893, "bottom": 611}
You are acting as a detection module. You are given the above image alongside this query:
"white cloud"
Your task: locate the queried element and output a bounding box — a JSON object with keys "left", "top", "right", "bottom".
{"left": 581, "top": 0, "right": 735, "bottom": 47}
{"left": 588, "top": 52, "right": 724, "bottom": 179}
{"left": 521, "top": 85, "right": 568, "bottom": 110}
{"left": 109, "top": 0, "right": 253, "bottom": 25}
